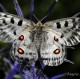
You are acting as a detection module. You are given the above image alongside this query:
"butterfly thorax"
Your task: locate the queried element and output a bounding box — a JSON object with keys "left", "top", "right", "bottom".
{"left": 27, "top": 22, "right": 43, "bottom": 50}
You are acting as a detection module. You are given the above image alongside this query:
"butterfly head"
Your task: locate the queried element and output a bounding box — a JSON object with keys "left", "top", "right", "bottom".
{"left": 33, "top": 21, "right": 44, "bottom": 28}
{"left": 36, "top": 21, "right": 43, "bottom": 26}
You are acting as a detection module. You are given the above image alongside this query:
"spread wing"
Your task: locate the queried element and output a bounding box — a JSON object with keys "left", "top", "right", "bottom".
{"left": 44, "top": 17, "right": 80, "bottom": 46}
{"left": 0, "top": 12, "right": 34, "bottom": 43}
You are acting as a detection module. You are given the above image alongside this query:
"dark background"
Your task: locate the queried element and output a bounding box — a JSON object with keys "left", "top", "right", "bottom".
{"left": 0, "top": 0, "right": 80, "bottom": 79}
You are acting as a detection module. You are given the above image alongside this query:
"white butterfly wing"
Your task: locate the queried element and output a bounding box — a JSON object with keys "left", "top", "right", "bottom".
{"left": 0, "top": 12, "right": 38, "bottom": 65}
{"left": 44, "top": 17, "right": 80, "bottom": 46}
{"left": 0, "top": 12, "right": 34, "bottom": 42}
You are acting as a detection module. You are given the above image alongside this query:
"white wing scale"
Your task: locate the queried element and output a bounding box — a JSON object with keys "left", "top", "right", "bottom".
{"left": 44, "top": 17, "right": 80, "bottom": 46}
{"left": 0, "top": 12, "right": 33, "bottom": 42}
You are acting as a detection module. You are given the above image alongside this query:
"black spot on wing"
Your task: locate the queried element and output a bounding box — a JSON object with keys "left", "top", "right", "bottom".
{"left": 18, "top": 20, "right": 23, "bottom": 26}
{"left": 13, "top": 30, "right": 16, "bottom": 35}
{"left": 60, "top": 33, "right": 64, "bottom": 38}
{"left": 64, "top": 21, "right": 68, "bottom": 27}
{"left": 71, "top": 18, "right": 77, "bottom": 29}
{"left": 4, "top": 15, "right": 7, "bottom": 17}
{"left": 72, "top": 18, "right": 75, "bottom": 22}
{"left": 56, "top": 22, "right": 61, "bottom": 29}
{"left": 3, "top": 20, "right": 7, "bottom": 25}
{"left": 11, "top": 17, "right": 15, "bottom": 24}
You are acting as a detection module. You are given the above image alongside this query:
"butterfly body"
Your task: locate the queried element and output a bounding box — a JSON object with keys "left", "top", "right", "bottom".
{"left": 0, "top": 12, "right": 80, "bottom": 66}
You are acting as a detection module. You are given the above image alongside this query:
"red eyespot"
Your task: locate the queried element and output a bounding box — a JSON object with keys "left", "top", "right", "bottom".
{"left": 54, "top": 49, "right": 60, "bottom": 54}
{"left": 19, "top": 35, "right": 24, "bottom": 41}
{"left": 54, "top": 36, "right": 58, "bottom": 41}
{"left": 17, "top": 48, "right": 24, "bottom": 54}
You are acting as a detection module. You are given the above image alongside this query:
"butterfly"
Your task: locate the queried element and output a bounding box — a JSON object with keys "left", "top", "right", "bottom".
{"left": 0, "top": 12, "right": 80, "bottom": 67}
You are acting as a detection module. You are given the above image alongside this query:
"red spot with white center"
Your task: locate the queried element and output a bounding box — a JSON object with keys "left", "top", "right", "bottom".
{"left": 54, "top": 36, "right": 58, "bottom": 41}
{"left": 19, "top": 35, "right": 24, "bottom": 41}
{"left": 17, "top": 48, "right": 24, "bottom": 54}
{"left": 54, "top": 49, "right": 60, "bottom": 54}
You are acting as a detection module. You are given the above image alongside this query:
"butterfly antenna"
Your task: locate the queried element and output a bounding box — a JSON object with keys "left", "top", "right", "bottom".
{"left": 13, "top": 0, "right": 24, "bottom": 18}
{"left": 33, "top": 14, "right": 39, "bottom": 21}
{"left": 66, "top": 46, "right": 75, "bottom": 49}
{"left": 41, "top": 0, "right": 58, "bottom": 22}
{"left": 40, "top": 14, "right": 49, "bottom": 22}
{"left": 0, "top": 3, "right": 8, "bottom": 13}
{"left": 64, "top": 59, "right": 74, "bottom": 64}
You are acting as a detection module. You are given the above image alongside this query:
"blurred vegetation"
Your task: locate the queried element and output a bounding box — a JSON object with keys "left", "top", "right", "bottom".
{"left": 0, "top": 0, "right": 80, "bottom": 79}
{"left": 0, "top": 0, "right": 80, "bottom": 20}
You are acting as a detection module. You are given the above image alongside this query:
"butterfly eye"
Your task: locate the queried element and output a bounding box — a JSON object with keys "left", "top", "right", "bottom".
{"left": 19, "top": 35, "right": 24, "bottom": 41}
{"left": 54, "top": 36, "right": 58, "bottom": 41}
{"left": 17, "top": 48, "right": 24, "bottom": 54}
{"left": 54, "top": 49, "right": 60, "bottom": 54}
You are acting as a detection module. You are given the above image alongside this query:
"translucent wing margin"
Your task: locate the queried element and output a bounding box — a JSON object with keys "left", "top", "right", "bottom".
{"left": 0, "top": 12, "right": 33, "bottom": 43}
{"left": 44, "top": 17, "right": 80, "bottom": 46}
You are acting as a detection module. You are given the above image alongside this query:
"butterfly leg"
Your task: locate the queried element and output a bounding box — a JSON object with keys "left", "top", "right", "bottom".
{"left": 64, "top": 59, "right": 74, "bottom": 64}
{"left": 19, "top": 58, "right": 30, "bottom": 72}
{"left": 66, "top": 46, "right": 75, "bottom": 49}
{"left": 12, "top": 0, "right": 24, "bottom": 18}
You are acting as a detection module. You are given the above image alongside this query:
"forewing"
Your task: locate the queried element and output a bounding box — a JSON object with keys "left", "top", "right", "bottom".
{"left": 0, "top": 12, "right": 34, "bottom": 43}
{"left": 44, "top": 17, "right": 80, "bottom": 46}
